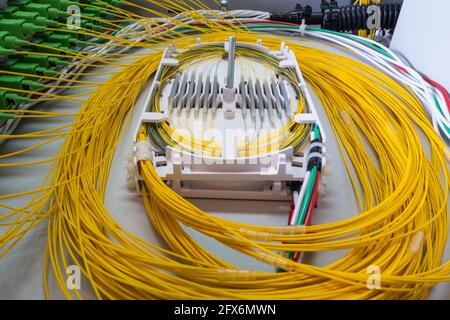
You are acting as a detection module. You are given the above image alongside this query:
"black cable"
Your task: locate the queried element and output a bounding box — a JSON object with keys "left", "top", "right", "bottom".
{"left": 270, "top": 1, "right": 402, "bottom": 33}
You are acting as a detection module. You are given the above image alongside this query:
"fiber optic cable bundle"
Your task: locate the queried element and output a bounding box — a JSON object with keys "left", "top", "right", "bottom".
{"left": 0, "top": 0, "right": 449, "bottom": 300}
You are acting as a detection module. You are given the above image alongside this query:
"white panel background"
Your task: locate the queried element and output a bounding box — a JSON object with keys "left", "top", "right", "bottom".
{"left": 390, "top": 0, "right": 450, "bottom": 91}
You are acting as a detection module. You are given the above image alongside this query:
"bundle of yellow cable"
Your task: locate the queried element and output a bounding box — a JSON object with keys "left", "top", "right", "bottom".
{"left": 0, "top": 0, "right": 448, "bottom": 300}
{"left": 37, "top": 26, "right": 447, "bottom": 299}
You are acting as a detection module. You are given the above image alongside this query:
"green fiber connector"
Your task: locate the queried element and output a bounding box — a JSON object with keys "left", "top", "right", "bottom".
{"left": 73, "top": 39, "right": 92, "bottom": 47}
{"left": 17, "top": 54, "right": 49, "bottom": 66}
{"left": 0, "top": 112, "right": 15, "bottom": 120}
{"left": 48, "top": 7, "right": 70, "bottom": 19}
{"left": 22, "top": 22, "right": 47, "bottom": 35}
{"left": 86, "top": 22, "right": 104, "bottom": 31}
{"left": 0, "top": 19, "right": 46, "bottom": 38}
{"left": 61, "top": 0, "right": 80, "bottom": 9}
{"left": 35, "top": 67, "right": 58, "bottom": 77}
{"left": 29, "top": 38, "right": 68, "bottom": 54}
{"left": 57, "top": 24, "right": 85, "bottom": 38}
{"left": 48, "top": 57, "right": 70, "bottom": 67}
{"left": 91, "top": 1, "right": 107, "bottom": 7}
{"left": 0, "top": 6, "right": 19, "bottom": 15}
{"left": 47, "top": 33, "right": 79, "bottom": 47}
{"left": 11, "top": 3, "right": 69, "bottom": 19}
{"left": 3, "top": 60, "right": 58, "bottom": 77}
{"left": 0, "top": 32, "right": 29, "bottom": 49}
{"left": 79, "top": 13, "right": 107, "bottom": 30}
{"left": 98, "top": 0, "right": 124, "bottom": 7}
{"left": 40, "top": 18, "right": 59, "bottom": 27}
{"left": 62, "top": 23, "right": 103, "bottom": 41}
{"left": 73, "top": 20, "right": 103, "bottom": 32}
{"left": 0, "top": 91, "right": 30, "bottom": 108}
{"left": 83, "top": 7, "right": 115, "bottom": 18}
{"left": 0, "top": 59, "right": 17, "bottom": 71}
{"left": 9, "top": 0, "right": 31, "bottom": 10}
{"left": 0, "top": 90, "right": 31, "bottom": 106}
{"left": 34, "top": 0, "right": 79, "bottom": 10}
{"left": 81, "top": 12, "right": 102, "bottom": 22}
{"left": 18, "top": 54, "right": 69, "bottom": 67}
{"left": 49, "top": 57, "right": 70, "bottom": 66}
{"left": 0, "top": 75, "right": 45, "bottom": 91}
{"left": 33, "top": 41, "right": 71, "bottom": 55}
{"left": 5, "top": 9, "right": 59, "bottom": 27}
{"left": 109, "top": 0, "right": 124, "bottom": 6}
{"left": 0, "top": 47, "right": 16, "bottom": 57}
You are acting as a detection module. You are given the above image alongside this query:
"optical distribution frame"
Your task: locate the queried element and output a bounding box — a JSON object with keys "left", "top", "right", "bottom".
{"left": 129, "top": 36, "right": 327, "bottom": 200}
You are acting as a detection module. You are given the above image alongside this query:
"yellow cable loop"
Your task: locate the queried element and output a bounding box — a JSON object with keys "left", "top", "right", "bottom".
{"left": 0, "top": 5, "right": 448, "bottom": 300}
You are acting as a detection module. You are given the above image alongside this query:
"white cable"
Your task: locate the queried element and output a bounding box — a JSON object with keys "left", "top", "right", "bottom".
{"left": 290, "top": 171, "right": 310, "bottom": 226}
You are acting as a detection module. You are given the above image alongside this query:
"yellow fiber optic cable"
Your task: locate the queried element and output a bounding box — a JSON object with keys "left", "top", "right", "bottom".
{"left": 0, "top": 3, "right": 448, "bottom": 300}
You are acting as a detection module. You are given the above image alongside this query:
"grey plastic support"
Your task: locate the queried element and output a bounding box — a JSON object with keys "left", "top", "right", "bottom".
{"left": 271, "top": 79, "right": 283, "bottom": 120}
{"left": 174, "top": 73, "right": 188, "bottom": 112}
{"left": 185, "top": 72, "right": 196, "bottom": 111}
{"left": 168, "top": 74, "right": 180, "bottom": 112}
{"left": 279, "top": 80, "right": 292, "bottom": 116}
{"left": 211, "top": 74, "right": 220, "bottom": 114}
{"left": 255, "top": 79, "right": 265, "bottom": 124}
{"left": 239, "top": 76, "right": 247, "bottom": 118}
{"left": 194, "top": 73, "right": 203, "bottom": 114}
{"left": 248, "top": 79, "right": 257, "bottom": 119}
{"left": 226, "top": 35, "right": 236, "bottom": 89}
{"left": 263, "top": 80, "right": 275, "bottom": 125}
{"left": 200, "top": 76, "right": 211, "bottom": 114}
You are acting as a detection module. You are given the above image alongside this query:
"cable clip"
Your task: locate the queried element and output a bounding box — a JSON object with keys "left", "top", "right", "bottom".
{"left": 339, "top": 110, "right": 351, "bottom": 126}
{"left": 307, "top": 152, "right": 323, "bottom": 163}
{"left": 239, "top": 228, "right": 273, "bottom": 240}
{"left": 387, "top": 120, "right": 398, "bottom": 136}
{"left": 299, "top": 18, "right": 307, "bottom": 35}
{"left": 444, "top": 147, "right": 450, "bottom": 163}
{"left": 258, "top": 253, "right": 294, "bottom": 271}
{"left": 271, "top": 225, "right": 306, "bottom": 235}
{"left": 408, "top": 231, "right": 424, "bottom": 253}
{"left": 309, "top": 141, "right": 324, "bottom": 153}
{"left": 217, "top": 269, "right": 255, "bottom": 281}
{"left": 134, "top": 140, "right": 153, "bottom": 162}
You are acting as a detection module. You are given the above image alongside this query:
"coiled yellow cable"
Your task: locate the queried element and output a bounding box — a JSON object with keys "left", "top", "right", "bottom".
{"left": 0, "top": 3, "right": 448, "bottom": 299}
{"left": 39, "top": 31, "right": 449, "bottom": 299}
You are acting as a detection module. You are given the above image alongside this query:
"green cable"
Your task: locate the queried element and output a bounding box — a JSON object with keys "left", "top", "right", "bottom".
{"left": 284, "top": 164, "right": 318, "bottom": 261}
{"left": 296, "top": 164, "right": 318, "bottom": 226}
{"left": 294, "top": 125, "right": 321, "bottom": 226}
{"left": 285, "top": 126, "right": 321, "bottom": 262}
{"left": 282, "top": 165, "right": 317, "bottom": 262}
{"left": 313, "top": 123, "right": 321, "bottom": 140}
{"left": 432, "top": 94, "right": 450, "bottom": 134}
